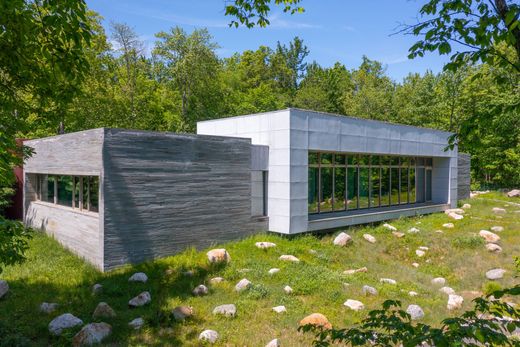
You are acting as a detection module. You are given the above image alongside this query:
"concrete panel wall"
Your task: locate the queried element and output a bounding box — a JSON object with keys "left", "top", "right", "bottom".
{"left": 198, "top": 108, "right": 457, "bottom": 234}
{"left": 23, "top": 130, "right": 104, "bottom": 269}
{"left": 457, "top": 153, "right": 471, "bottom": 200}
{"left": 102, "top": 129, "right": 267, "bottom": 270}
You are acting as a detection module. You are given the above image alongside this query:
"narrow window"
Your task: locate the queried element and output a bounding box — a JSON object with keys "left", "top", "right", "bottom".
{"left": 358, "top": 167, "right": 369, "bottom": 208}
{"left": 426, "top": 169, "right": 432, "bottom": 201}
{"left": 380, "top": 167, "right": 390, "bottom": 206}
{"left": 262, "top": 171, "right": 268, "bottom": 216}
{"left": 346, "top": 167, "right": 358, "bottom": 210}
{"left": 83, "top": 176, "right": 90, "bottom": 210}
{"left": 320, "top": 167, "right": 333, "bottom": 212}
{"left": 308, "top": 167, "right": 319, "bottom": 213}
{"left": 57, "top": 176, "right": 73, "bottom": 207}
{"left": 89, "top": 176, "right": 99, "bottom": 212}
{"left": 370, "top": 166, "right": 380, "bottom": 208}
{"left": 45, "top": 175, "right": 55, "bottom": 203}
{"left": 334, "top": 166, "right": 346, "bottom": 211}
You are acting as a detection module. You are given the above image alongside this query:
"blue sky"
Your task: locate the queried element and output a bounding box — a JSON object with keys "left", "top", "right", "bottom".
{"left": 86, "top": 0, "right": 450, "bottom": 82}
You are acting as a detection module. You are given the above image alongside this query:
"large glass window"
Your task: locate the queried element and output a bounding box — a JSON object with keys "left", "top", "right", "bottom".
{"left": 347, "top": 167, "right": 358, "bottom": 210}
{"left": 308, "top": 152, "right": 433, "bottom": 215}
{"left": 34, "top": 174, "right": 99, "bottom": 213}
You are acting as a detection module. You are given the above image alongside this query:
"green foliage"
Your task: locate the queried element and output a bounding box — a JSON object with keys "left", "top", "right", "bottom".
{"left": 451, "top": 234, "right": 485, "bottom": 249}
{"left": 300, "top": 285, "right": 520, "bottom": 346}
{"left": 483, "top": 281, "right": 503, "bottom": 295}
{"left": 0, "top": 217, "right": 32, "bottom": 274}
{"left": 225, "top": 0, "right": 304, "bottom": 28}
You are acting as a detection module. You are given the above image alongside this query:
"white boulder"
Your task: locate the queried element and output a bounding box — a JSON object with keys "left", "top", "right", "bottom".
{"left": 431, "top": 277, "right": 446, "bottom": 286}
{"left": 479, "top": 230, "right": 500, "bottom": 243}
{"left": 72, "top": 322, "right": 111, "bottom": 346}
{"left": 48, "top": 313, "right": 83, "bottom": 336}
{"left": 439, "top": 287, "right": 456, "bottom": 295}
{"left": 333, "top": 232, "right": 353, "bottom": 246}
{"left": 283, "top": 285, "right": 293, "bottom": 294}
{"left": 492, "top": 207, "right": 506, "bottom": 214}
{"left": 128, "top": 291, "right": 151, "bottom": 308}
{"left": 380, "top": 278, "right": 397, "bottom": 285}
{"left": 235, "top": 278, "right": 252, "bottom": 292}
{"left": 192, "top": 284, "right": 209, "bottom": 296}
{"left": 265, "top": 339, "right": 280, "bottom": 347}
{"left": 362, "top": 285, "right": 378, "bottom": 296}
{"left": 128, "top": 317, "right": 144, "bottom": 330}
{"left": 363, "top": 234, "right": 376, "bottom": 243}
{"left": 213, "top": 304, "right": 236, "bottom": 317}
{"left": 268, "top": 268, "right": 280, "bottom": 275}
{"left": 486, "top": 268, "right": 506, "bottom": 280}
{"left": 491, "top": 226, "right": 504, "bottom": 232}
{"left": 383, "top": 223, "right": 397, "bottom": 231}
{"left": 486, "top": 243, "right": 502, "bottom": 253}
{"left": 199, "top": 329, "right": 219, "bottom": 344}
{"left": 344, "top": 299, "right": 364, "bottom": 311}
{"left": 272, "top": 305, "right": 286, "bottom": 313}
{"left": 128, "top": 272, "right": 148, "bottom": 283}
{"left": 255, "top": 242, "right": 276, "bottom": 249}
{"left": 442, "top": 223, "right": 455, "bottom": 229}
{"left": 207, "top": 249, "right": 231, "bottom": 263}
{"left": 406, "top": 304, "right": 424, "bottom": 320}
{"left": 506, "top": 189, "right": 520, "bottom": 198}
{"left": 40, "top": 302, "right": 59, "bottom": 314}
{"left": 447, "top": 294, "right": 464, "bottom": 310}
{"left": 279, "top": 255, "right": 299, "bottom": 262}
{"left": 408, "top": 227, "right": 420, "bottom": 234}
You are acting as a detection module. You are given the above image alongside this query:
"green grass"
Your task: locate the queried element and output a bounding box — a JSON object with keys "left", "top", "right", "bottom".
{"left": 1, "top": 191, "right": 520, "bottom": 346}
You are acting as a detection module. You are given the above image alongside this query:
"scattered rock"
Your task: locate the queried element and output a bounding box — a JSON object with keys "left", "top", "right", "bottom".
{"left": 265, "top": 339, "right": 280, "bottom": 347}
{"left": 491, "top": 226, "right": 504, "bottom": 232}
{"left": 255, "top": 241, "right": 276, "bottom": 249}
{"left": 431, "top": 277, "right": 446, "bottom": 286}
{"left": 172, "top": 306, "right": 193, "bottom": 321}
{"left": 182, "top": 270, "right": 194, "bottom": 277}
{"left": 192, "top": 284, "right": 209, "bottom": 296}
{"left": 418, "top": 246, "right": 429, "bottom": 251}
{"left": 408, "top": 291, "right": 418, "bottom": 297}
{"left": 199, "top": 329, "right": 219, "bottom": 344}
{"left": 344, "top": 299, "right": 364, "bottom": 311}
{"left": 445, "top": 208, "right": 465, "bottom": 215}
{"left": 308, "top": 249, "right": 318, "bottom": 255}
{"left": 486, "top": 268, "right": 506, "bottom": 280}
{"left": 0, "top": 280, "right": 9, "bottom": 299}
{"left": 392, "top": 231, "right": 405, "bottom": 238}
{"left": 439, "top": 287, "right": 456, "bottom": 295}
{"left": 92, "top": 284, "right": 103, "bottom": 295}
{"left": 447, "top": 212, "right": 464, "bottom": 220}
{"left": 279, "top": 255, "right": 299, "bottom": 262}
{"left": 48, "top": 313, "right": 83, "bottom": 336}
{"left": 207, "top": 249, "right": 231, "bottom": 264}
{"left": 442, "top": 223, "right": 455, "bottom": 229}
{"left": 129, "top": 291, "right": 151, "bottom": 308}
{"left": 362, "top": 285, "right": 378, "bottom": 296}
{"left": 299, "top": 313, "right": 332, "bottom": 330}
{"left": 406, "top": 304, "right": 424, "bottom": 320}
{"left": 40, "top": 302, "right": 59, "bottom": 314}
{"left": 92, "top": 302, "right": 116, "bottom": 319}
{"left": 213, "top": 304, "right": 236, "bottom": 317}
{"left": 408, "top": 227, "right": 420, "bottom": 234}
{"left": 435, "top": 230, "right": 444, "bottom": 233}
{"left": 486, "top": 243, "right": 502, "bottom": 253}
{"left": 343, "top": 267, "right": 368, "bottom": 275}
{"left": 342, "top": 283, "right": 350, "bottom": 289}
{"left": 128, "top": 272, "right": 148, "bottom": 283}
{"left": 235, "top": 278, "right": 252, "bottom": 292}
{"left": 479, "top": 230, "right": 500, "bottom": 243}
{"left": 210, "top": 277, "right": 224, "bottom": 284}
{"left": 447, "top": 294, "right": 464, "bottom": 310}
{"left": 268, "top": 268, "right": 280, "bottom": 275}
{"left": 272, "top": 305, "right": 286, "bottom": 313}
{"left": 283, "top": 285, "right": 293, "bottom": 294}
{"left": 492, "top": 207, "right": 506, "bottom": 214}
{"left": 380, "top": 278, "right": 397, "bottom": 285}
{"left": 412, "top": 262, "right": 419, "bottom": 268}
{"left": 72, "top": 322, "right": 111, "bottom": 347}
{"left": 462, "top": 203, "right": 471, "bottom": 209}
{"left": 333, "top": 232, "right": 353, "bottom": 246}
{"left": 363, "top": 234, "right": 376, "bottom": 243}
{"left": 128, "top": 317, "right": 144, "bottom": 330}
{"left": 506, "top": 189, "right": 520, "bottom": 198}
{"left": 416, "top": 250, "right": 426, "bottom": 257}
{"left": 383, "top": 223, "right": 397, "bottom": 231}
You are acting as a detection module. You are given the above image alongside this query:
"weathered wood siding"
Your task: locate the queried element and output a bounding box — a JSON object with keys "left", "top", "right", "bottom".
{"left": 102, "top": 129, "right": 267, "bottom": 270}
{"left": 457, "top": 153, "right": 471, "bottom": 200}
{"left": 23, "top": 130, "right": 104, "bottom": 269}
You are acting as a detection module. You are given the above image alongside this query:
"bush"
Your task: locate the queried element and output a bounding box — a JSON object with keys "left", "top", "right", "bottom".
{"left": 0, "top": 217, "right": 33, "bottom": 274}
{"left": 483, "top": 281, "right": 503, "bottom": 296}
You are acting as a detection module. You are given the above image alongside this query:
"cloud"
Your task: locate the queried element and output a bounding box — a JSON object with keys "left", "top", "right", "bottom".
{"left": 340, "top": 25, "right": 356, "bottom": 32}
{"left": 266, "top": 12, "right": 322, "bottom": 29}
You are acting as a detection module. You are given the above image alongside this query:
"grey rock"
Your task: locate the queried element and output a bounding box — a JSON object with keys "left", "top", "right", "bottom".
{"left": 333, "top": 232, "right": 353, "bottom": 246}
{"left": 491, "top": 226, "right": 504, "bottom": 232}
{"left": 284, "top": 285, "right": 293, "bottom": 294}
{"left": 506, "top": 189, "right": 520, "bottom": 198}
{"left": 486, "top": 268, "right": 506, "bottom": 280}
{"left": 265, "top": 338, "right": 281, "bottom": 347}
{"left": 48, "top": 313, "right": 83, "bottom": 336}
{"left": 344, "top": 299, "right": 364, "bottom": 311}
{"left": 207, "top": 249, "right": 231, "bottom": 263}
{"left": 492, "top": 207, "right": 506, "bottom": 214}
{"left": 72, "top": 322, "right": 111, "bottom": 346}
{"left": 362, "top": 285, "right": 378, "bottom": 296}
{"left": 363, "top": 234, "right": 376, "bottom": 243}
{"left": 0, "top": 280, "right": 8, "bottom": 299}
{"left": 129, "top": 291, "right": 151, "bottom": 307}
{"left": 431, "top": 277, "right": 446, "bottom": 286}
{"left": 235, "top": 278, "right": 252, "bottom": 292}
{"left": 199, "top": 329, "right": 219, "bottom": 343}
{"left": 192, "top": 284, "right": 209, "bottom": 296}
{"left": 406, "top": 304, "right": 425, "bottom": 320}
{"left": 272, "top": 305, "right": 286, "bottom": 313}
{"left": 128, "top": 272, "right": 148, "bottom": 283}
{"left": 92, "top": 302, "right": 116, "bottom": 319}
{"left": 268, "top": 268, "right": 280, "bottom": 275}
{"left": 447, "top": 294, "right": 464, "bottom": 310}
{"left": 213, "top": 304, "right": 236, "bottom": 317}
{"left": 255, "top": 241, "right": 276, "bottom": 249}
{"left": 479, "top": 230, "right": 500, "bottom": 243}
{"left": 380, "top": 278, "right": 397, "bottom": 285}
{"left": 439, "top": 287, "right": 456, "bottom": 295}
{"left": 128, "top": 317, "right": 144, "bottom": 330}
{"left": 279, "top": 255, "right": 299, "bottom": 262}
{"left": 172, "top": 306, "right": 193, "bottom": 321}
{"left": 92, "top": 284, "right": 103, "bottom": 295}
{"left": 486, "top": 243, "right": 502, "bottom": 253}
{"left": 383, "top": 223, "right": 397, "bottom": 231}
{"left": 40, "top": 302, "right": 59, "bottom": 314}
{"left": 209, "top": 277, "right": 224, "bottom": 284}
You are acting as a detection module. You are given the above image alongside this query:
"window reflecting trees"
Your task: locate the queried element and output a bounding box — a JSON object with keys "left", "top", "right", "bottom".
{"left": 308, "top": 152, "right": 433, "bottom": 214}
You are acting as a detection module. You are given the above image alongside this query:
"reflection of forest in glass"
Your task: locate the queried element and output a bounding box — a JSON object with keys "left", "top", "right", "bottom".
{"left": 36, "top": 174, "right": 99, "bottom": 213}
{"left": 308, "top": 152, "right": 433, "bottom": 214}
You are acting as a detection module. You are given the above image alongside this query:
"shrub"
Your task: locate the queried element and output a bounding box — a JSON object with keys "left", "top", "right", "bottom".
{"left": 483, "top": 281, "right": 503, "bottom": 295}
{"left": 451, "top": 234, "right": 485, "bottom": 249}
{"left": 0, "top": 217, "right": 33, "bottom": 274}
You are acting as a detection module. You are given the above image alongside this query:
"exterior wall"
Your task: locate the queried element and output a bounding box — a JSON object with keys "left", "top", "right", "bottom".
{"left": 23, "top": 129, "right": 104, "bottom": 269}
{"left": 102, "top": 129, "right": 267, "bottom": 271}
{"left": 457, "top": 153, "right": 471, "bottom": 200}
{"left": 198, "top": 108, "right": 457, "bottom": 234}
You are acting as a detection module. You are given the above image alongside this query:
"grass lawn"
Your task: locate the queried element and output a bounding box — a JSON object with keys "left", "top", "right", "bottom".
{"left": 1, "top": 192, "right": 520, "bottom": 346}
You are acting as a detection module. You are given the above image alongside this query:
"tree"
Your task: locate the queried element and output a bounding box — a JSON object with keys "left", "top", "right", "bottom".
{"left": 153, "top": 27, "right": 223, "bottom": 131}
{"left": 402, "top": 0, "right": 520, "bottom": 72}
{"left": 225, "top": 0, "right": 304, "bottom": 28}
{"left": 0, "top": 0, "right": 91, "bottom": 268}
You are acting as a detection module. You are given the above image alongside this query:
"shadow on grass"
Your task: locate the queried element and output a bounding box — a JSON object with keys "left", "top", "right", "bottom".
{"left": 0, "top": 260, "right": 229, "bottom": 346}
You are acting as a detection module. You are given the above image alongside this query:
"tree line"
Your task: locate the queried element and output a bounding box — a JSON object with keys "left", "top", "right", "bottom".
{"left": 32, "top": 12, "right": 517, "bottom": 188}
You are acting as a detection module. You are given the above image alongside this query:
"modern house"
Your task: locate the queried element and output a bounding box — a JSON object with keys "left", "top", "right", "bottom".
{"left": 23, "top": 109, "right": 468, "bottom": 271}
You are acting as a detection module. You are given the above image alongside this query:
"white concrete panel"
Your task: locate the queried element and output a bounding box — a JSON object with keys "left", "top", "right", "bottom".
{"left": 290, "top": 129, "right": 308, "bottom": 149}
{"left": 309, "top": 131, "right": 340, "bottom": 150}
{"left": 340, "top": 118, "right": 367, "bottom": 136}
{"left": 339, "top": 135, "right": 367, "bottom": 153}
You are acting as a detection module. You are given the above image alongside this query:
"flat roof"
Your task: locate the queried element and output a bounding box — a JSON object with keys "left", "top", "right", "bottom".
{"left": 197, "top": 108, "right": 454, "bottom": 136}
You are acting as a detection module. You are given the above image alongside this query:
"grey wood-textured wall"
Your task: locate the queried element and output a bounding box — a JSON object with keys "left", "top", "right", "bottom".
{"left": 457, "top": 153, "right": 471, "bottom": 200}
{"left": 102, "top": 129, "right": 267, "bottom": 270}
